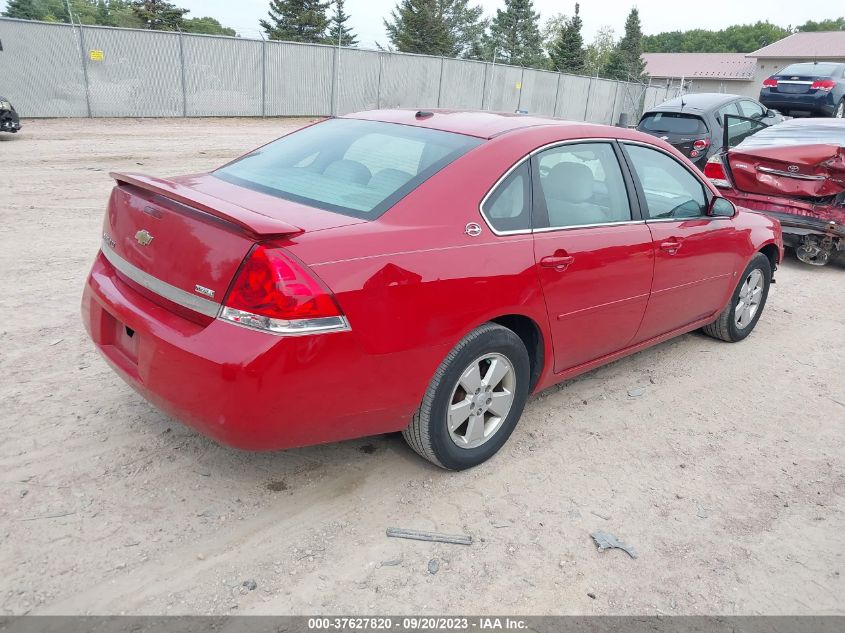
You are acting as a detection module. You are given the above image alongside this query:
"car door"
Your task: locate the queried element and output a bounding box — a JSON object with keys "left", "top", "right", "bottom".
{"left": 621, "top": 142, "right": 742, "bottom": 342}
{"left": 530, "top": 141, "right": 655, "bottom": 373}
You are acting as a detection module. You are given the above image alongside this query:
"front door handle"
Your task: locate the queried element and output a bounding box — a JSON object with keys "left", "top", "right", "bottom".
{"left": 660, "top": 240, "right": 682, "bottom": 255}
{"left": 540, "top": 255, "right": 575, "bottom": 271}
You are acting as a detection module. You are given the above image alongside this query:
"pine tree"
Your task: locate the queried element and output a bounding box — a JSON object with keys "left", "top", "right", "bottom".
{"left": 486, "top": 0, "right": 545, "bottom": 68}
{"left": 260, "top": 0, "right": 330, "bottom": 43}
{"left": 385, "top": 0, "right": 483, "bottom": 57}
{"left": 2, "top": 0, "right": 43, "bottom": 20}
{"left": 549, "top": 2, "right": 585, "bottom": 73}
{"left": 326, "top": 0, "right": 357, "bottom": 46}
{"left": 131, "top": 0, "right": 188, "bottom": 30}
{"left": 603, "top": 7, "right": 647, "bottom": 81}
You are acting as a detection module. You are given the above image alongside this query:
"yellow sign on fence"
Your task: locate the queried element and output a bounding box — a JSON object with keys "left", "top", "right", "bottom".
{"left": 89, "top": 50, "right": 104, "bottom": 62}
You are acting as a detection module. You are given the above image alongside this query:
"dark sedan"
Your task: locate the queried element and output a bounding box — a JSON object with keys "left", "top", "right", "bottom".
{"left": 0, "top": 96, "right": 21, "bottom": 133}
{"left": 759, "top": 62, "right": 845, "bottom": 118}
{"left": 637, "top": 93, "right": 782, "bottom": 169}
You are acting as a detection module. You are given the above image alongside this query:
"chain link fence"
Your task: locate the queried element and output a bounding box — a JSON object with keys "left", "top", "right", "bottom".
{"left": 0, "top": 17, "right": 673, "bottom": 123}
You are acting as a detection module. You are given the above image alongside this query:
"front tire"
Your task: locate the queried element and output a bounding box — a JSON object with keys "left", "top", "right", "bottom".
{"left": 702, "top": 253, "right": 772, "bottom": 342}
{"left": 403, "top": 323, "right": 530, "bottom": 470}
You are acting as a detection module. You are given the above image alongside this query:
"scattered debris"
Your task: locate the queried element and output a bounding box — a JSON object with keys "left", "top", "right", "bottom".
{"left": 587, "top": 592, "right": 596, "bottom": 599}
{"left": 242, "top": 579, "right": 257, "bottom": 591}
{"left": 627, "top": 387, "right": 645, "bottom": 398}
{"left": 591, "top": 531, "right": 638, "bottom": 559}
{"left": 265, "top": 480, "right": 288, "bottom": 492}
{"left": 427, "top": 559, "right": 440, "bottom": 574}
{"left": 696, "top": 503, "right": 708, "bottom": 519}
{"left": 49, "top": 338, "right": 63, "bottom": 346}
{"left": 380, "top": 558, "right": 402, "bottom": 567}
{"left": 386, "top": 527, "right": 472, "bottom": 545}
{"left": 590, "top": 510, "right": 610, "bottom": 521}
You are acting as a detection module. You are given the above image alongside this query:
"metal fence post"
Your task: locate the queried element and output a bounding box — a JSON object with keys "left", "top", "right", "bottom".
{"left": 178, "top": 31, "right": 187, "bottom": 117}
{"left": 330, "top": 45, "right": 339, "bottom": 116}
{"left": 516, "top": 67, "right": 525, "bottom": 112}
{"left": 610, "top": 82, "right": 621, "bottom": 125}
{"left": 436, "top": 57, "right": 445, "bottom": 108}
{"left": 583, "top": 76, "right": 593, "bottom": 122}
{"left": 75, "top": 24, "right": 92, "bottom": 117}
{"left": 376, "top": 53, "right": 383, "bottom": 109}
{"left": 480, "top": 62, "right": 489, "bottom": 110}
{"left": 552, "top": 73, "right": 562, "bottom": 118}
{"left": 261, "top": 38, "right": 267, "bottom": 117}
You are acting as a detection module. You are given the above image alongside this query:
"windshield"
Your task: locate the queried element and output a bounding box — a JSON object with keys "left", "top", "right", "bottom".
{"left": 638, "top": 113, "right": 707, "bottom": 135}
{"left": 215, "top": 118, "right": 482, "bottom": 219}
{"left": 777, "top": 63, "right": 841, "bottom": 77}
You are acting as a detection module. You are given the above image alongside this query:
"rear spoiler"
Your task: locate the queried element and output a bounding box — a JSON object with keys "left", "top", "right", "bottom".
{"left": 110, "top": 172, "right": 303, "bottom": 237}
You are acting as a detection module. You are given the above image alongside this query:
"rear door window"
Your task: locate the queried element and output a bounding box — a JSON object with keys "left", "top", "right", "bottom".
{"left": 638, "top": 113, "right": 707, "bottom": 135}
{"left": 215, "top": 119, "right": 482, "bottom": 219}
{"left": 738, "top": 100, "right": 765, "bottom": 119}
{"left": 624, "top": 144, "right": 708, "bottom": 219}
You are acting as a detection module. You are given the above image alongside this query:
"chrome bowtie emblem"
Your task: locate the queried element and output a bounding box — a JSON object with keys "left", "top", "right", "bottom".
{"left": 465, "top": 222, "right": 482, "bottom": 237}
{"left": 135, "top": 229, "right": 154, "bottom": 246}
{"left": 787, "top": 165, "right": 799, "bottom": 173}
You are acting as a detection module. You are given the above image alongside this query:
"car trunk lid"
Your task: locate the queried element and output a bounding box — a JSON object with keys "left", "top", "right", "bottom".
{"left": 103, "top": 172, "right": 364, "bottom": 319}
{"left": 726, "top": 144, "right": 845, "bottom": 198}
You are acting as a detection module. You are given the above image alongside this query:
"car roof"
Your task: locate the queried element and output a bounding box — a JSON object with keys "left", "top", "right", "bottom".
{"left": 646, "top": 92, "right": 743, "bottom": 115}
{"left": 343, "top": 109, "right": 587, "bottom": 139}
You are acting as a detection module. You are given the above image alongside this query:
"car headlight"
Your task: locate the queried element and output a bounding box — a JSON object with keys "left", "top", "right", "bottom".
{"left": 0, "top": 101, "right": 11, "bottom": 111}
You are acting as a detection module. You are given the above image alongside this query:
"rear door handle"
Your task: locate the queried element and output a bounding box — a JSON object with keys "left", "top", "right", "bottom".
{"left": 660, "top": 240, "right": 682, "bottom": 255}
{"left": 540, "top": 255, "right": 575, "bottom": 271}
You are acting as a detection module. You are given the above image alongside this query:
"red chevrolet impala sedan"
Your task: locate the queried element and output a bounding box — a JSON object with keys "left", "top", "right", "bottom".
{"left": 82, "top": 110, "right": 783, "bottom": 470}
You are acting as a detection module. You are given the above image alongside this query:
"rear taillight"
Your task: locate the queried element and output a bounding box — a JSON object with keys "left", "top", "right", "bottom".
{"left": 220, "top": 245, "right": 349, "bottom": 335}
{"left": 704, "top": 155, "right": 730, "bottom": 188}
{"left": 811, "top": 79, "right": 836, "bottom": 91}
{"left": 762, "top": 77, "right": 778, "bottom": 88}
{"left": 693, "top": 138, "right": 710, "bottom": 150}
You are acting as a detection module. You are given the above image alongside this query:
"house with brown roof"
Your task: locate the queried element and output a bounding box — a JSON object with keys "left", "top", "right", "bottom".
{"left": 643, "top": 31, "right": 845, "bottom": 101}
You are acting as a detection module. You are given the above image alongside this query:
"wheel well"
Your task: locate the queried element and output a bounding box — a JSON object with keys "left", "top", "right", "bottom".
{"left": 759, "top": 244, "right": 779, "bottom": 276}
{"left": 491, "top": 315, "right": 544, "bottom": 391}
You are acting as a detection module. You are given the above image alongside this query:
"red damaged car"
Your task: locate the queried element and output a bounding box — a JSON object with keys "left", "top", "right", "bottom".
{"left": 705, "top": 117, "right": 845, "bottom": 266}
{"left": 82, "top": 110, "right": 783, "bottom": 470}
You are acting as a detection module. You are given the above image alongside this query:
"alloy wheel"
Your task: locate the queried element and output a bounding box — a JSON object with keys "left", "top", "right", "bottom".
{"left": 447, "top": 353, "right": 516, "bottom": 450}
{"left": 735, "top": 269, "right": 765, "bottom": 330}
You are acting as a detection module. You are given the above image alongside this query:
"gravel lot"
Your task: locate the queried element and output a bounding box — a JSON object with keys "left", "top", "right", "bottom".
{"left": 1, "top": 118, "right": 843, "bottom": 616}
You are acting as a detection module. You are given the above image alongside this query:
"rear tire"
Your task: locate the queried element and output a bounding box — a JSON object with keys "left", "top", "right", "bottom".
{"left": 403, "top": 323, "right": 530, "bottom": 470}
{"left": 702, "top": 253, "right": 771, "bottom": 342}
{"left": 834, "top": 98, "right": 844, "bottom": 119}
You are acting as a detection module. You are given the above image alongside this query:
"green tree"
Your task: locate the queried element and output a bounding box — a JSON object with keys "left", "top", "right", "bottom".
{"left": 183, "top": 16, "right": 236, "bottom": 36}
{"left": 642, "top": 21, "right": 790, "bottom": 53}
{"left": 585, "top": 25, "right": 615, "bottom": 76}
{"left": 260, "top": 0, "right": 330, "bottom": 43}
{"left": 3, "top": 0, "right": 43, "bottom": 20}
{"left": 131, "top": 0, "right": 187, "bottom": 30}
{"left": 326, "top": 0, "right": 357, "bottom": 46}
{"left": 796, "top": 17, "right": 845, "bottom": 32}
{"left": 603, "top": 7, "right": 646, "bottom": 81}
{"left": 549, "top": 2, "right": 585, "bottom": 73}
{"left": 384, "top": 0, "right": 485, "bottom": 57}
{"left": 486, "top": 0, "right": 544, "bottom": 67}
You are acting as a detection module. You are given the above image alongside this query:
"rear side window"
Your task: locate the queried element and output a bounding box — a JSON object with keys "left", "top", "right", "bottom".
{"left": 638, "top": 113, "right": 707, "bottom": 135}
{"left": 777, "top": 62, "right": 840, "bottom": 77}
{"left": 481, "top": 162, "right": 531, "bottom": 233}
{"left": 215, "top": 119, "right": 482, "bottom": 219}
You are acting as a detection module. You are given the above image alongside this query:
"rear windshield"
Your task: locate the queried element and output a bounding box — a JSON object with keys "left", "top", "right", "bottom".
{"left": 214, "top": 118, "right": 482, "bottom": 219}
{"left": 638, "top": 113, "right": 707, "bottom": 135}
{"left": 777, "top": 62, "right": 841, "bottom": 77}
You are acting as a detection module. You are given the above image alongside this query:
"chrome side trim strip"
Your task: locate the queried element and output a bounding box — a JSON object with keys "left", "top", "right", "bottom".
{"left": 532, "top": 219, "right": 646, "bottom": 234}
{"left": 757, "top": 166, "right": 825, "bottom": 181}
{"left": 101, "top": 240, "right": 222, "bottom": 318}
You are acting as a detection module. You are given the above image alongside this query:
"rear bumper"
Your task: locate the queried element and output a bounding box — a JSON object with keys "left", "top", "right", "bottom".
{"left": 759, "top": 89, "right": 837, "bottom": 115}
{"left": 722, "top": 190, "right": 845, "bottom": 240}
{"left": 81, "top": 252, "right": 415, "bottom": 450}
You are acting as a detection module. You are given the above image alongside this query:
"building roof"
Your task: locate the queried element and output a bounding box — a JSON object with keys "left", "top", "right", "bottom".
{"left": 747, "top": 31, "right": 845, "bottom": 59}
{"left": 643, "top": 53, "right": 756, "bottom": 80}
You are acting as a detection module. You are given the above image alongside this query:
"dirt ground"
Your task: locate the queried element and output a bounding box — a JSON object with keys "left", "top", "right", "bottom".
{"left": 1, "top": 118, "right": 843, "bottom": 616}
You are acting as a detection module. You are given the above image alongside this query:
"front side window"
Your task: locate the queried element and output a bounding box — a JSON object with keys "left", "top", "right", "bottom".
{"left": 624, "top": 144, "right": 707, "bottom": 220}
{"left": 481, "top": 162, "right": 531, "bottom": 232}
{"left": 215, "top": 119, "right": 482, "bottom": 219}
{"left": 534, "top": 142, "right": 632, "bottom": 229}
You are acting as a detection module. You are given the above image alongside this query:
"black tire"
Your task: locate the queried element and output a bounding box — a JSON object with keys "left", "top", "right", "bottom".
{"left": 702, "top": 253, "right": 772, "bottom": 342}
{"left": 834, "top": 98, "right": 844, "bottom": 119}
{"left": 403, "top": 323, "right": 531, "bottom": 470}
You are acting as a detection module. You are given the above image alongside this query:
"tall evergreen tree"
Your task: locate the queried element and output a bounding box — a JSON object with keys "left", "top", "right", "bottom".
{"left": 549, "top": 2, "right": 585, "bottom": 73}
{"left": 3, "top": 0, "right": 42, "bottom": 20}
{"left": 131, "top": 0, "right": 187, "bottom": 30}
{"left": 326, "top": 0, "right": 357, "bottom": 46}
{"left": 260, "top": 0, "right": 330, "bottom": 43}
{"left": 486, "top": 0, "right": 545, "bottom": 68}
{"left": 385, "top": 0, "right": 484, "bottom": 57}
{"left": 603, "top": 7, "right": 647, "bottom": 81}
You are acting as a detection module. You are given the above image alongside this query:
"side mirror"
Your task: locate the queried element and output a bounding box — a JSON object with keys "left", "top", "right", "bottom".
{"left": 766, "top": 109, "right": 777, "bottom": 118}
{"left": 708, "top": 197, "right": 736, "bottom": 218}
